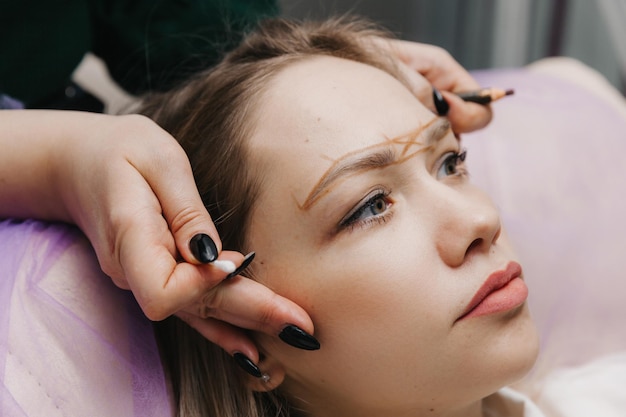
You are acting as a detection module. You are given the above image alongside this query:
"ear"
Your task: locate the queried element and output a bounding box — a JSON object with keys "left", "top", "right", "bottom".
{"left": 245, "top": 354, "right": 286, "bottom": 392}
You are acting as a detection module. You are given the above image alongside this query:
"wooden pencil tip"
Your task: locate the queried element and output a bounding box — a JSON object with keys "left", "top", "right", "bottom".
{"left": 505, "top": 89, "right": 515, "bottom": 96}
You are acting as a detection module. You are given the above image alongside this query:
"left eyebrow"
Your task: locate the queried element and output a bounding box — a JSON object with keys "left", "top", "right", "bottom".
{"left": 299, "top": 117, "right": 451, "bottom": 210}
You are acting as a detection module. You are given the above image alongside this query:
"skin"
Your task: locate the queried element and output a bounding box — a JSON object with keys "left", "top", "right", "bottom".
{"left": 243, "top": 56, "right": 539, "bottom": 417}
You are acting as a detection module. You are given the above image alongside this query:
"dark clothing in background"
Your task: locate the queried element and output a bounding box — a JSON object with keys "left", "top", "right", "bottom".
{"left": 0, "top": 0, "right": 278, "bottom": 109}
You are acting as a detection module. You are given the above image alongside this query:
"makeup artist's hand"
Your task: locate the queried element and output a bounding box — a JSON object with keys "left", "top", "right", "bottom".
{"left": 0, "top": 110, "right": 315, "bottom": 362}
{"left": 373, "top": 38, "right": 492, "bottom": 132}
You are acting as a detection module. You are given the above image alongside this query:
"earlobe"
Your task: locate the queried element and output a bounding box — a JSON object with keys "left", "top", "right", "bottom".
{"left": 245, "top": 355, "right": 286, "bottom": 392}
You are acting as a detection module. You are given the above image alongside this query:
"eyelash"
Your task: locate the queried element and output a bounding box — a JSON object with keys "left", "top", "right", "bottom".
{"left": 339, "top": 189, "right": 393, "bottom": 232}
{"left": 436, "top": 149, "right": 468, "bottom": 179}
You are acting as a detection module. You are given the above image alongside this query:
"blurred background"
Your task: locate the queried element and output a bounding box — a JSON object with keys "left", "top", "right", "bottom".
{"left": 280, "top": 0, "right": 626, "bottom": 95}
{"left": 73, "top": 0, "right": 625, "bottom": 113}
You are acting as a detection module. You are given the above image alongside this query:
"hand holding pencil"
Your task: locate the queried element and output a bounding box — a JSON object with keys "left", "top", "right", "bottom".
{"left": 433, "top": 86, "right": 515, "bottom": 117}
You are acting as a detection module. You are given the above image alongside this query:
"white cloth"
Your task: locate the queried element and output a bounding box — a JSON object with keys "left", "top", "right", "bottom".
{"left": 484, "top": 353, "right": 626, "bottom": 417}
{"left": 536, "top": 353, "right": 626, "bottom": 417}
{"left": 484, "top": 388, "right": 546, "bottom": 417}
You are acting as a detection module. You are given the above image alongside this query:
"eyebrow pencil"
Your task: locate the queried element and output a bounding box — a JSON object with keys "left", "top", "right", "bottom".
{"left": 456, "top": 88, "right": 515, "bottom": 104}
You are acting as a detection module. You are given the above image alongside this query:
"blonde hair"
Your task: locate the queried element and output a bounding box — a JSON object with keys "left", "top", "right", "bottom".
{"left": 141, "top": 17, "right": 402, "bottom": 417}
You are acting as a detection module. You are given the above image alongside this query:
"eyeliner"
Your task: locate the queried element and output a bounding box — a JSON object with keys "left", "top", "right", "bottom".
{"left": 456, "top": 88, "right": 514, "bottom": 104}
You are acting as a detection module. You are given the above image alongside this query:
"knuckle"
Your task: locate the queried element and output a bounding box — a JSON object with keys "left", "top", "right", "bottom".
{"left": 254, "top": 292, "right": 287, "bottom": 327}
{"left": 142, "top": 300, "right": 171, "bottom": 321}
{"left": 107, "top": 272, "right": 130, "bottom": 290}
{"left": 437, "top": 46, "right": 453, "bottom": 60}
{"left": 427, "top": 44, "right": 453, "bottom": 61}
{"left": 109, "top": 114, "right": 155, "bottom": 145}
{"left": 149, "top": 140, "right": 189, "bottom": 173}
{"left": 196, "top": 303, "right": 217, "bottom": 319}
{"left": 169, "top": 205, "right": 208, "bottom": 236}
{"left": 115, "top": 114, "right": 185, "bottom": 163}
{"left": 119, "top": 113, "right": 157, "bottom": 133}
{"left": 157, "top": 137, "right": 188, "bottom": 160}
{"left": 199, "top": 288, "right": 223, "bottom": 318}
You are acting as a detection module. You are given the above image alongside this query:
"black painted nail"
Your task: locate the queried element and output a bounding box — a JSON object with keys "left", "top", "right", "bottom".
{"left": 233, "top": 352, "right": 262, "bottom": 378}
{"left": 225, "top": 252, "right": 256, "bottom": 279}
{"left": 279, "top": 325, "right": 320, "bottom": 351}
{"left": 189, "top": 233, "right": 218, "bottom": 263}
{"left": 432, "top": 87, "right": 450, "bottom": 116}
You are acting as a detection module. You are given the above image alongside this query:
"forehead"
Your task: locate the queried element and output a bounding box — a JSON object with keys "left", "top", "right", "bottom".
{"left": 247, "top": 55, "right": 434, "bottom": 197}
{"left": 252, "top": 55, "right": 432, "bottom": 151}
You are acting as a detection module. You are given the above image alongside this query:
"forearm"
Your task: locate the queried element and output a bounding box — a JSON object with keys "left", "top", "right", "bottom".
{"left": 0, "top": 110, "right": 96, "bottom": 222}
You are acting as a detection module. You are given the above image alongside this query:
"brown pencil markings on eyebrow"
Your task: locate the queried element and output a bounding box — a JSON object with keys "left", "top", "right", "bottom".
{"left": 298, "top": 117, "right": 450, "bottom": 210}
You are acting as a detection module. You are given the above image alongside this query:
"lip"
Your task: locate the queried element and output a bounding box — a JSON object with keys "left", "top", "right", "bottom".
{"left": 456, "top": 261, "right": 528, "bottom": 322}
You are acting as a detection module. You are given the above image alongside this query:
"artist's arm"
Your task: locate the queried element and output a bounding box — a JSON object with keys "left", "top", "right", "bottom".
{"left": 0, "top": 109, "right": 314, "bottom": 362}
{"left": 374, "top": 38, "right": 492, "bottom": 133}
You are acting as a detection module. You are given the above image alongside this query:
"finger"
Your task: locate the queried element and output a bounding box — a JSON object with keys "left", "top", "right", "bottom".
{"left": 119, "top": 221, "right": 244, "bottom": 320}
{"left": 396, "top": 61, "right": 489, "bottom": 132}
{"left": 402, "top": 50, "right": 490, "bottom": 132}
{"left": 176, "top": 311, "right": 259, "bottom": 362}
{"left": 392, "top": 41, "right": 480, "bottom": 92}
{"left": 395, "top": 60, "right": 432, "bottom": 106}
{"left": 80, "top": 156, "right": 178, "bottom": 290}
{"left": 441, "top": 91, "right": 493, "bottom": 133}
{"left": 188, "top": 275, "right": 316, "bottom": 341}
{"left": 380, "top": 39, "right": 493, "bottom": 132}
{"left": 127, "top": 117, "right": 223, "bottom": 263}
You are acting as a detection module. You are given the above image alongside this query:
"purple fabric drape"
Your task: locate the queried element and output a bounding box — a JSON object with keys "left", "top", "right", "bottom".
{"left": 0, "top": 220, "right": 171, "bottom": 416}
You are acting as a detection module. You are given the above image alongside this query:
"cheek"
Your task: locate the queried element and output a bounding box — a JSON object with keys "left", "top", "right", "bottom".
{"left": 256, "top": 209, "right": 458, "bottom": 352}
{"left": 257, "top": 225, "right": 457, "bottom": 379}
{"left": 282, "top": 222, "right": 444, "bottom": 334}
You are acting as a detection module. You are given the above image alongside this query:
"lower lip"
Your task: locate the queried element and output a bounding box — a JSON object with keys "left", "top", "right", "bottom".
{"left": 459, "top": 277, "right": 528, "bottom": 320}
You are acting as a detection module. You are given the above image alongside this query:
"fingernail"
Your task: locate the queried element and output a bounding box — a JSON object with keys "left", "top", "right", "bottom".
{"left": 233, "top": 352, "right": 262, "bottom": 378}
{"left": 189, "top": 233, "right": 218, "bottom": 263}
{"left": 279, "top": 325, "right": 320, "bottom": 351}
{"left": 225, "top": 252, "right": 256, "bottom": 279}
{"left": 432, "top": 87, "right": 450, "bottom": 116}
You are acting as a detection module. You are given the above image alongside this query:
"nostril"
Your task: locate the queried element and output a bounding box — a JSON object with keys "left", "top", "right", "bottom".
{"left": 465, "top": 238, "right": 482, "bottom": 257}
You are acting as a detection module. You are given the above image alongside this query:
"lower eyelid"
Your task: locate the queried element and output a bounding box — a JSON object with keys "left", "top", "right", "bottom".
{"left": 347, "top": 209, "right": 394, "bottom": 232}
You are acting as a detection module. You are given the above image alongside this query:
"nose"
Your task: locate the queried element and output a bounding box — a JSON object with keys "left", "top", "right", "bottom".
{"left": 433, "top": 186, "right": 502, "bottom": 267}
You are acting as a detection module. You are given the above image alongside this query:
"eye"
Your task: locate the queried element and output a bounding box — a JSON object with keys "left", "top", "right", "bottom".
{"left": 436, "top": 149, "right": 467, "bottom": 179}
{"left": 339, "top": 190, "right": 393, "bottom": 231}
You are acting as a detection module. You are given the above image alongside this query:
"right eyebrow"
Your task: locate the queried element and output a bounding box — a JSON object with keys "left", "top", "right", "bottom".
{"left": 298, "top": 117, "right": 451, "bottom": 210}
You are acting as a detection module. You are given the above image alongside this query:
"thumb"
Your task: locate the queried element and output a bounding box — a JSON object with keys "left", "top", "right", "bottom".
{"left": 440, "top": 91, "right": 493, "bottom": 133}
{"left": 136, "top": 135, "right": 223, "bottom": 263}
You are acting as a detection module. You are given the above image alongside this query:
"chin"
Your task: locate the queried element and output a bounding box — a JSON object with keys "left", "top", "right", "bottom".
{"left": 510, "top": 305, "right": 541, "bottom": 378}
{"left": 454, "top": 303, "right": 540, "bottom": 403}
{"left": 487, "top": 304, "right": 541, "bottom": 390}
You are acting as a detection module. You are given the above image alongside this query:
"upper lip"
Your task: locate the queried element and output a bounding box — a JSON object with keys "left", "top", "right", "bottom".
{"left": 456, "top": 262, "right": 523, "bottom": 321}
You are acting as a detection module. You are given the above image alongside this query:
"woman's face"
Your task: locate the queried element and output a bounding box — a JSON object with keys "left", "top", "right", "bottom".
{"left": 245, "top": 56, "right": 539, "bottom": 416}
